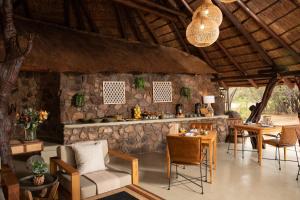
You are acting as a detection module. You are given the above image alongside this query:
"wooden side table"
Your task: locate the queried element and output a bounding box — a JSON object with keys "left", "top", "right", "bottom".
{"left": 19, "top": 174, "right": 59, "bottom": 200}
{"left": 10, "top": 140, "right": 44, "bottom": 155}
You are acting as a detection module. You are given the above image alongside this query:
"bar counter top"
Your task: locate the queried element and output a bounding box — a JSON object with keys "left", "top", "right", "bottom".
{"left": 63, "top": 115, "right": 228, "bottom": 129}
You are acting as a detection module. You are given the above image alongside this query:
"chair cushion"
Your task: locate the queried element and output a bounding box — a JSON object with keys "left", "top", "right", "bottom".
{"left": 57, "top": 140, "right": 109, "bottom": 168}
{"left": 59, "top": 168, "right": 131, "bottom": 199}
{"left": 73, "top": 143, "right": 106, "bottom": 174}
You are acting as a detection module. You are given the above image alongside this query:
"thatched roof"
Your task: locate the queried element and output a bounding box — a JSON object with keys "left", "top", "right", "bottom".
{"left": 0, "top": 17, "right": 214, "bottom": 74}
{"left": 4, "top": 0, "right": 300, "bottom": 86}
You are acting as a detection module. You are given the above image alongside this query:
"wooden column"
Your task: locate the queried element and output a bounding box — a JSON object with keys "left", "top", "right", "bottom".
{"left": 0, "top": 0, "right": 33, "bottom": 168}
{"left": 246, "top": 76, "right": 278, "bottom": 148}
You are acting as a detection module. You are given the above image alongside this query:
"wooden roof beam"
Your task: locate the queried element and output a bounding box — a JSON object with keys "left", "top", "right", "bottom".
{"left": 213, "top": 0, "right": 277, "bottom": 69}
{"left": 78, "top": 0, "right": 99, "bottom": 33}
{"left": 137, "top": 11, "right": 160, "bottom": 44}
{"left": 125, "top": 9, "right": 146, "bottom": 42}
{"left": 112, "top": 0, "right": 178, "bottom": 21}
{"left": 113, "top": 4, "right": 129, "bottom": 39}
{"left": 71, "top": 0, "right": 85, "bottom": 30}
{"left": 131, "top": 0, "right": 186, "bottom": 17}
{"left": 237, "top": 0, "right": 300, "bottom": 62}
{"left": 63, "top": 0, "right": 70, "bottom": 26}
{"left": 216, "top": 41, "right": 258, "bottom": 88}
{"left": 170, "top": 22, "right": 191, "bottom": 53}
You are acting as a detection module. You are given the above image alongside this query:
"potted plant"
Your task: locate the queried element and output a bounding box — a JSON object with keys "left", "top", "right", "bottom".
{"left": 73, "top": 93, "right": 85, "bottom": 107}
{"left": 16, "top": 108, "right": 49, "bottom": 141}
{"left": 32, "top": 161, "right": 48, "bottom": 186}
{"left": 180, "top": 87, "right": 191, "bottom": 100}
{"left": 134, "top": 77, "right": 145, "bottom": 90}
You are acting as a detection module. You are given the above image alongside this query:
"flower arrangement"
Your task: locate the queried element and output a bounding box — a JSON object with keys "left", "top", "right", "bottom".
{"left": 32, "top": 161, "right": 48, "bottom": 185}
{"left": 16, "top": 108, "right": 48, "bottom": 140}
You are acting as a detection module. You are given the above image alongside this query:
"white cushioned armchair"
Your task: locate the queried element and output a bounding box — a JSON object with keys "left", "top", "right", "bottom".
{"left": 50, "top": 140, "right": 139, "bottom": 200}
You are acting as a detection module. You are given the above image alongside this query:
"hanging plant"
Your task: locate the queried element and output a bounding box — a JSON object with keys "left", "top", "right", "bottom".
{"left": 134, "top": 77, "right": 145, "bottom": 89}
{"left": 180, "top": 87, "right": 191, "bottom": 100}
{"left": 73, "top": 93, "right": 85, "bottom": 107}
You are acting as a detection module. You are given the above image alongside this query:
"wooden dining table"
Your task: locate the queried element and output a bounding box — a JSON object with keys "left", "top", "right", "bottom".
{"left": 233, "top": 124, "right": 282, "bottom": 165}
{"left": 165, "top": 130, "right": 217, "bottom": 183}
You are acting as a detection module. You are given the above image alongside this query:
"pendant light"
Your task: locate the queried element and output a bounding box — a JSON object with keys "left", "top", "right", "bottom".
{"left": 220, "top": 0, "right": 237, "bottom": 3}
{"left": 186, "top": 12, "right": 219, "bottom": 47}
{"left": 193, "top": 0, "right": 223, "bottom": 26}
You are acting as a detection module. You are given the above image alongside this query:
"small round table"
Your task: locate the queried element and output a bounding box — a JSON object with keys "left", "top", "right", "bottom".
{"left": 19, "top": 174, "right": 59, "bottom": 200}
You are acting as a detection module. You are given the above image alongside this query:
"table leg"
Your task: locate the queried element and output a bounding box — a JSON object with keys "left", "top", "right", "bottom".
{"left": 284, "top": 147, "right": 287, "bottom": 161}
{"left": 209, "top": 142, "right": 213, "bottom": 183}
{"left": 257, "top": 132, "right": 262, "bottom": 165}
{"left": 166, "top": 145, "right": 170, "bottom": 178}
{"left": 25, "top": 190, "right": 33, "bottom": 200}
{"left": 213, "top": 139, "right": 217, "bottom": 170}
{"left": 234, "top": 128, "right": 237, "bottom": 158}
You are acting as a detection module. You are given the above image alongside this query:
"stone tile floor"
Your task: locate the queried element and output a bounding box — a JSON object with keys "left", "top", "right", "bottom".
{"left": 13, "top": 142, "right": 300, "bottom": 200}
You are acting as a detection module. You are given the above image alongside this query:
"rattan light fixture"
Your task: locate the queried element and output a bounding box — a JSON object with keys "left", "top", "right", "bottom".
{"left": 193, "top": 0, "right": 223, "bottom": 26}
{"left": 220, "top": 0, "right": 237, "bottom": 3}
{"left": 186, "top": 13, "right": 219, "bottom": 47}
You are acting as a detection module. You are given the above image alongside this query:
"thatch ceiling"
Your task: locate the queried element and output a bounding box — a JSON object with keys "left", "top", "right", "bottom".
{"left": 5, "top": 0, "right": 300, "bottom": 87}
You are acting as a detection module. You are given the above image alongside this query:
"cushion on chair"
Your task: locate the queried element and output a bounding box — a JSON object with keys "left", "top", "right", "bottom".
{"left": 72, "top": 143, "right": 106, "bottom": 174}
{"left": 58, "top": 168, "right": 131, "bottom": 199}
{"left": 57, "top": 140, "right": 109, "bottom": 168}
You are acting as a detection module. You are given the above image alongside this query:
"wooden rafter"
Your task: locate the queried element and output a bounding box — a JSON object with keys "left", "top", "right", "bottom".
{"left": 170, "top": 21, "right": 191, "bottom": 53}
{"left": 71, "top": 0, "right": 85, "bottom": 30}
{"left": 112, "top": 0, "right": 178, "bottom": 21}
{"left": 215, "top": 41, "right": 258, "bottom": 88}
{"left": 237, "top": 0, "right": 300, "bottom": 62}
{"left": 63, "top": 0, "right": 70, "bottom": 26}
{"left": 78, "top": 0, "right": 99, "bottom": 33}
{"left": 113, "top": 4, "right": 128, "bottom": 39}
{"left": 213, "top": 0, "right": 277, "bottom": 69}
{"left": 125, "top": 8, "right": 146, "bottom": 42}
{"left": 137, "top": 11, "right": 160, "bottom": 44}
{"left": 130, "top": 0, "right": 186, "bottom": 17}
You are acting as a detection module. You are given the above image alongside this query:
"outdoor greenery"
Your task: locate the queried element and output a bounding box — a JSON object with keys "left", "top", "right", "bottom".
{"left": 229, "top": 85, "right": 300, "bottom": 120}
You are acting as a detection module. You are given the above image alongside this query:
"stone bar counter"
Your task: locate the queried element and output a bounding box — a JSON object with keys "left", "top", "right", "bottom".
{"left": 63, "top": 115, "right": 228, "bottom": 154}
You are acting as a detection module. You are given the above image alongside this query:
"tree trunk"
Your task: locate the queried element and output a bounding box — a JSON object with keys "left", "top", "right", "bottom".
{"left": 0, "top": 0, "right": 33, "bottom": 169}
{"left": 246, "top": 75, "right": 278, "bottom": 148}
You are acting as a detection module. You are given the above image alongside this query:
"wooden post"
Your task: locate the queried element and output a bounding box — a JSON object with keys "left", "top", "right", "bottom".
{"left": 0, "top": 0, "right": 33, "bottom": 168}
{"left": 246, "top": 76, "right": 278, "bottom": 148}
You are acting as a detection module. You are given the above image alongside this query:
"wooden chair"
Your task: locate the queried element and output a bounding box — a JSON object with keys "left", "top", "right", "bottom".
{"left": 166, "top": 135, "right": 205, "bottom": 194}
{"left": 0, "top": 165, "right": 20, "bottom": 200}
{"left": 190, "top": 122, "right": 213, "bottom": 131}
{"left": 263, "top": 125, "right": 299, "bottom": 170}
{"left": 50, "top": 140, "right": 139, "bottom": 200}
{"left": 226, "top": 118, "right": 257, "bottom": 159}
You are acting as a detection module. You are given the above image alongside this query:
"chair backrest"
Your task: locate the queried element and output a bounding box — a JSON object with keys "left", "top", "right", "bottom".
{"left": 167, "top": 135, "right": 202, "bottom": 165}
{"left": 57, "top": 140, "right": 109, "bottom": 168}
{"left": 190, "top": 122, "right": 213, "bottom": 131}
{"left": 227, "top": 118, "right": 243, "bottom": 129}
{"left": 279, "top": 125, "right": 299, "bottom": 146}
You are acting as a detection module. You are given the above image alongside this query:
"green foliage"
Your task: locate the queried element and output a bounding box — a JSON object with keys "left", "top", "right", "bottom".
{"left": 134, "top": 77, "right": 145, "bottom": 89}
{"left": 73, "top": 93, "right": 85, "bottom": 107}
{"left": 229, "top": 85, "right": 300, "bottom": 120}
{"left": 180, "top": 87, "right": 191, "bottom": 100}
{"left": 32, "top": 161, "right": 48, "bottom": 176}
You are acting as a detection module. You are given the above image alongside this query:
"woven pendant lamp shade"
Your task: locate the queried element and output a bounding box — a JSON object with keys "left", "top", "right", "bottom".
{"left": 193, "top": 0, "right": 223, "bottom": 26}
{"left": 186, "top": 14, "right": 219, "bottom": 47}
{"left": 220, "top": 0, "right": 237, "bottom": 3}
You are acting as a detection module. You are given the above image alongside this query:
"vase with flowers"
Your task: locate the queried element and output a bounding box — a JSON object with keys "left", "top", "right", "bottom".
{"left": 16, "top": 108, "right": 49, "bottom": 141}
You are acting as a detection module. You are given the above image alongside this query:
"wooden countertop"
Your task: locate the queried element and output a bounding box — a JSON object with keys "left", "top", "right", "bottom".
{"left": 63, "top": 115, "right": 228, "bottom": 129}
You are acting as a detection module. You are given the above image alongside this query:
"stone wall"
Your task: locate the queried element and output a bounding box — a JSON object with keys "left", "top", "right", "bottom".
{"left": 64, "top": 118, "right": 228, "bottom": 153}
{"left": 60, "top": 73, "right": 224, "bottom": 123}
{"left": 10, "top": 72, "right": 62, "bottom": 143}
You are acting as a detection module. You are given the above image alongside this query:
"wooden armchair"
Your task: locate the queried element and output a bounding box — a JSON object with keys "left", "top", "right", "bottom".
{"left": 0, "top": 165, "right": 19, "bottom": 200}
{"left": 50, "top": 140, "right": 138, "bottom": 200}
